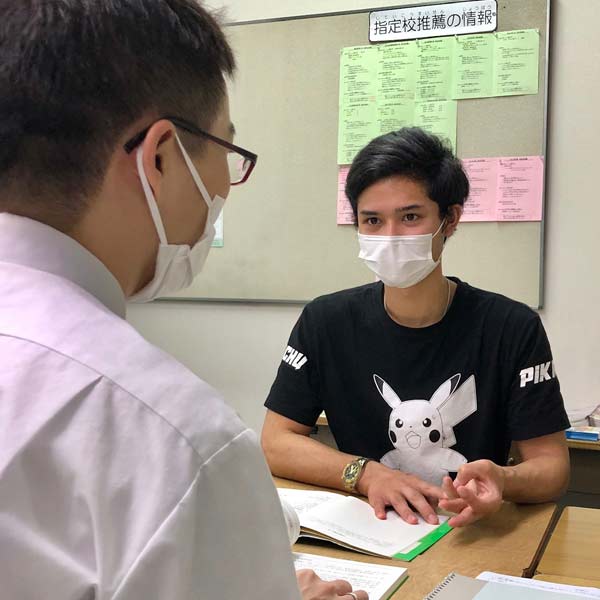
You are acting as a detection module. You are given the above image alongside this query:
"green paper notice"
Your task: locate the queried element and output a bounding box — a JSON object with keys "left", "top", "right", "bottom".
{"left": 416, "top": 37, "right": 453, "bottom": 102}
{"left": 376, "top": 42, "right": 417, "bottom": 137}
{"left": 338, "top": 45, "right": 378, "bottom": 164}
{"left": 453, "top": 34, "right": 494, "bottom": 100}
{"left": 494, "top": 29, "right": 540, "bottom": 97}
{"left": 337, "top": 29, "right": 541, "bottom": 165}
{"left": 338, "top": 101, "right": 378, "bottom": 165}
{"left": 414, "top": 101, "right": 457, "bottom": 151}
{"left": 377, "top": 41, "right": 417, "bottom": 102}
{"left": 377, "top": 100, "right": 414, "bottom": 137}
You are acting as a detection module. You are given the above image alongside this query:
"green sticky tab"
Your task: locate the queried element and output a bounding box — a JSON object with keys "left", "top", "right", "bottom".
{"left": 392, "top": 521, "right": 452, "bottom": 562}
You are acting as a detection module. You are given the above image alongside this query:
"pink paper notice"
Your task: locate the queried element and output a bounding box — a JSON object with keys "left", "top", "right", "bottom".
{"left": 337, "top": 166, "right": 355, "bottom": 225}
{"left": 462, "top": 155, "right": 544, "bottom": 222}
{"left": 462, "top": 158, "right": 498, "bottom": 222}
{"left": 497, "top": 156, "right": 544, "bottom": 221}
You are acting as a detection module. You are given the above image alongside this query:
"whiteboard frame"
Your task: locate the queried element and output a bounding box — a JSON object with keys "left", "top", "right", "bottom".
{"left": 158, "top": 0, "right": 551, "bottom": 308}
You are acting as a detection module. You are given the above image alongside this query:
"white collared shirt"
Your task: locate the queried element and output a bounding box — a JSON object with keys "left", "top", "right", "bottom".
{"left": 0, "top": 214, "right": 300, "bottom": 600}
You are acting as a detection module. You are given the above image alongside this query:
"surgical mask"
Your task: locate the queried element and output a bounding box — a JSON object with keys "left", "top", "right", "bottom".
{"left": 128, "top": 135, "right": 225, "bottom": 303}
{"left": 358, "top": 220, "right": 446, "bottom": 289}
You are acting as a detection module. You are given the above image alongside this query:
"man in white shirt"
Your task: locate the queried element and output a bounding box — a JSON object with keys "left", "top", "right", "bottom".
{"left": 0, "top": 2, "right": 366, "bottom": 599}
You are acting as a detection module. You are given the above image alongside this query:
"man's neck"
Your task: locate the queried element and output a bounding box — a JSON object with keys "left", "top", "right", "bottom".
{"left": 383, "top": 267, "right": 454, "bottom": 328}
{"left": 70, "top": 187, "right": 156, "bottom": 298}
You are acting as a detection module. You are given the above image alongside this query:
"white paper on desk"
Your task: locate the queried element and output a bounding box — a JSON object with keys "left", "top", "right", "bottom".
{"left": 293, "top": 552, "right": 407, "bottom": 600}
{"left": 277, "top": 488, "right": 341, "bottom": 516}
{"left": 477, "top": 573, "right": 600, "bottom": 598}
{"left": 302, "top": 495, "right": 448, "bottom": 556}
{"left": 280, "top": 498, "right": 301, "bottom": 545}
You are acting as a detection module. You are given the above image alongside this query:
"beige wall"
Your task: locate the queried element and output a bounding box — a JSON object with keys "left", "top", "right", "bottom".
{"left": 205, "top": 0, "right": 404, "bottom": 23}
{"left": 128, "top": 0, "right": 600, "bottom": 432}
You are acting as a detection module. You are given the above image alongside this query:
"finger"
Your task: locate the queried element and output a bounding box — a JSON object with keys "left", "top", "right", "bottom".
{"left": 404, "top": 490, "right": 439, "bottom": 525}
{"left": 415, "top": 480, "right": 445, "bottom": 500}
{"left": 448, "top": 505, "right": 476, "bottom": 528}
{"left": 454, "top": 466, "right": 475, "bottom": 488}
{"left": 329, "top": 579, "right": 352, "bottom": 595}
{"left": 369, "top": 495, "right": 388, "bottom": 520}
{"left": 427, "top": 495, "right": 440, "bottom": 511}
{"left": 389, "top": 496, "right": 418, "bottom": 525}
{"left": 455, "top": 461, "right": 487, "bottom": 487}
{"left": 456, "top": 484, "right": 485, "bottom": 512}
{"left": 458, "top": 482, "right": 502, "bottom": 513}
{"left": 344, "top": 590, "right": 369, "bottom": 600}
{"left": 442, "top": 476, "right": 458, "bottom": 499}
{"left": 438, "top": 498, "right": 468, "bottom": 514}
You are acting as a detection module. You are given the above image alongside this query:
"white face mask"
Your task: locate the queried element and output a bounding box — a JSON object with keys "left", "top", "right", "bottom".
{"left": 128, "top": 135, "right": 225, "bottom": 303}
{"left": 358, "top": 220, "right": 446, "bottom": 289}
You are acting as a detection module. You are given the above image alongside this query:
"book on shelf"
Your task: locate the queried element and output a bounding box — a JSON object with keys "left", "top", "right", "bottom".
{"left": 566, "top": 426, "right": 600, "bottom": 442}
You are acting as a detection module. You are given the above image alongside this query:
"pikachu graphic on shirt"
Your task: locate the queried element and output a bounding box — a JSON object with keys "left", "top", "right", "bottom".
{"left": 374, "top": 373, "right": 478, "bottom": 486}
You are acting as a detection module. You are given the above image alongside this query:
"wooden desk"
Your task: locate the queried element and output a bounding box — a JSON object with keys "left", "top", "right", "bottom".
{"left": 277, "top": 477, "right": 557, "bottom": 599}
{"left": 536, "top": 506, "right": 600, "bottom": 582}
{"left": 566, "top": 439, "right": 600, "bottom": 452}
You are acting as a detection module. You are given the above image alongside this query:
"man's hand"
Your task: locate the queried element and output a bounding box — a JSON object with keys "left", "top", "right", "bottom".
{"left": 357, "top": 461, "right": 444, "bottom": 525}
{"left": 438, "top": 460, "right": 505, "bottom": 527}
{"left": 296, "top": 569, "right": 368, "bottom": 600}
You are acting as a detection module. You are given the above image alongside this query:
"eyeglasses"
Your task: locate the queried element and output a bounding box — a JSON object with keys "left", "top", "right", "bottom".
{"left": 123, "top": 116, "right": 258, "bottom": 186}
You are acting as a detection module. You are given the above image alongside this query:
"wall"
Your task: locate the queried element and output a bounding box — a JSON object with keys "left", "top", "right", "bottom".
{"left": 204, "top": 0, "right": 403, "bottom": 23}
{"left": 128, "top": 0, "right": 600, "bottom": 433}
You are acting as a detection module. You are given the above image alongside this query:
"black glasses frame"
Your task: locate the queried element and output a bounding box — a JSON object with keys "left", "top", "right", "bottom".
{"left": 123, "top": 116, "right": 258, "bottom": 185}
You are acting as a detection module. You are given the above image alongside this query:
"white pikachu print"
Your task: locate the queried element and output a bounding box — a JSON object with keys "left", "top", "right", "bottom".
{"left": 374, "top": 373, "right": 478, "bottom": 486}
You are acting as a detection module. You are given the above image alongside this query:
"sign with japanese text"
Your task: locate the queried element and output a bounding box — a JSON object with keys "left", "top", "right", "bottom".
{"left": 370, "top": 1, "right": 497, "bottom": 42}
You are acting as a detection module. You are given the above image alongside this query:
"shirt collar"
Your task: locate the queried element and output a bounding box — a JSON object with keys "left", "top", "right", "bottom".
{"left": 0, "top": 213, "right": 126, "bottom": 318}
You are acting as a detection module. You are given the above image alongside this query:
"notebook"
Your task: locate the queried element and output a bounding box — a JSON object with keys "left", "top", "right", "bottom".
{"left": 278, "top": 487, "right": 451, "bottom": 561}
{"left": 424, "top": 572, "right": 600, "bottom": 599}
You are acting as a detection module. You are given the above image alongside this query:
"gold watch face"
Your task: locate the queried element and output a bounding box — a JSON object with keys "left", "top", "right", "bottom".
{"left": 344, "top": 461, "right": 360, "bottom": 481}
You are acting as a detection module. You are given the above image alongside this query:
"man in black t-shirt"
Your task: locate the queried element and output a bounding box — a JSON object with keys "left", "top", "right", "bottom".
{"left": 262, "top": 128, "right": 570, "bottom": 528}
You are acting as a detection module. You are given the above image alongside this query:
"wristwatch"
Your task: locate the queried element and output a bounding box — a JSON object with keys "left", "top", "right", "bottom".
{"left": 341, "top": 457, "right": 371, "bottom": 493}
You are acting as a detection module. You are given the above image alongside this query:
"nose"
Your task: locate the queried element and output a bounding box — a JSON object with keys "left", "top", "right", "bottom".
{"left": 380, "top": 222, "right": 402, "bottom": 237}
{"left": 385, "top": 221, "right": 407, "bottom": 237}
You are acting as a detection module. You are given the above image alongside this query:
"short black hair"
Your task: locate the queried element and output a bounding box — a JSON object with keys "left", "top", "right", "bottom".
{"left": 0, "top": 0, "right": 235, "bottom": 230}
{"left": 345, "top": 127, "right": 469, "bottom": 222}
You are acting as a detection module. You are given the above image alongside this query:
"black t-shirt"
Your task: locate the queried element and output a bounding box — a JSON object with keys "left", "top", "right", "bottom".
{"left": 265, "top": 279, "right": 569, "bottom": 486}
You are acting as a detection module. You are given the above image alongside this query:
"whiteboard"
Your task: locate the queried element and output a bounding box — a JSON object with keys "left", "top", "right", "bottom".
{"left": 168, "top": 0, "right": 550, "bottom": 307}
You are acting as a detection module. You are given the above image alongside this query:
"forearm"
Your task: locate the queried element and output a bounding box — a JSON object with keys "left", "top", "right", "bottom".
{"left": 262, "top": 430, "right": 357, "bottom": 491}
{"left": 502, "top": 454, "right": 570, "bottom": 503}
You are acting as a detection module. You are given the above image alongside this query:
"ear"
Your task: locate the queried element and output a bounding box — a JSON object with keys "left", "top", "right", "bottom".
{"left": 430, "top": 374, "right": 461, "bottom": 409}
{"left": 444, "top": 204, "right": 463, "bottom": 239}
{"left": 138, "top": 120, "right": 177, "bottom": 201}
{"left": 437, "top": 375, "right": 478, "bottom": 446}
{"left": 373, "top": 375, "right": 402, "bottom": 409}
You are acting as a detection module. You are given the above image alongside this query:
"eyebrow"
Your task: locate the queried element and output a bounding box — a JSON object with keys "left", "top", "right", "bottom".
{"left": 359, "top": 204, "right": 424, "bottom": 216}
{"left": 229, "top": 122, "right": 236, "bottom": 137}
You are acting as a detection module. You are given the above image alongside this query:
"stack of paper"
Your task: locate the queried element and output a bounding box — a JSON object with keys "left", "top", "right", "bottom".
{"left": 294, "top": 552, "right": 407, "bottom": 600}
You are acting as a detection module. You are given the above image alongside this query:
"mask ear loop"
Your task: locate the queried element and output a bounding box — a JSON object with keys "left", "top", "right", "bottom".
{"left": 434, "top": 217, "right": 448, "bottom": 244}
{"left": 136, "top": 146, "right": 169, "bottom": 245}
{"left": 174, "top": 134, "right": 213, "bottom": 209}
